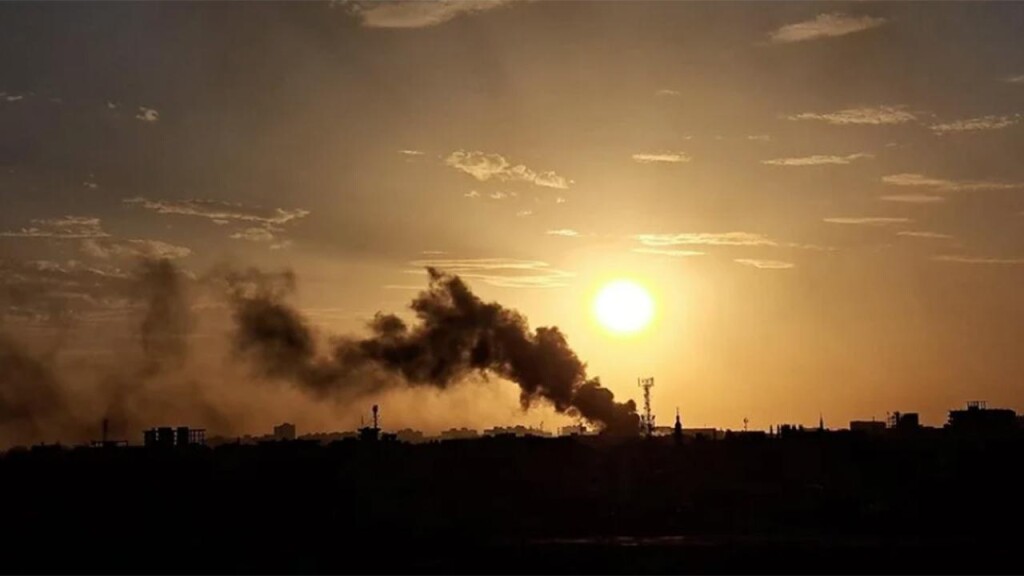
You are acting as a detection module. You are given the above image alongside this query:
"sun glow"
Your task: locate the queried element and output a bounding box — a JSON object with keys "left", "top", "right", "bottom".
{"left": 593, "top": 280, "right": 654, "bottom": 334}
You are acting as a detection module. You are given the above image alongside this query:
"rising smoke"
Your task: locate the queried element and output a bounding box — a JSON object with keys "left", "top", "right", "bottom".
{"left": 1, "top": 259, "right": 640, "bottom": 446}
{"left": 228, "top": 267, "right": 640, "bottom": 435}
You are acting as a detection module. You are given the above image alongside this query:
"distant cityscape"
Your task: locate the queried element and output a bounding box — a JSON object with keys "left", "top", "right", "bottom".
{"left": 37, "top": 399, "right": 1020, "bottom": 453}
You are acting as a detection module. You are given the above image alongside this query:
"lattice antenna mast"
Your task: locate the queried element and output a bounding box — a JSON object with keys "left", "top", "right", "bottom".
{"left": 638, "top": 377, "right": 655, "bottom": 437}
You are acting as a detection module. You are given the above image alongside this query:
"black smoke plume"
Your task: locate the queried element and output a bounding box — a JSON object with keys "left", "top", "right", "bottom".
{"left": 0, "top": 335, "right": 71, "bottom": 445}
{"left": 137, "top": 259, "right": 190, "bottom": 372}
{"left": 229, "top": 267, "right": 640, "bottom": 435}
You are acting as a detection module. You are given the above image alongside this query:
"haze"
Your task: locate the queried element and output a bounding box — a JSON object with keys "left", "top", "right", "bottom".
{"left": 3, "top": 1, "right": 1024, "bottom": 443}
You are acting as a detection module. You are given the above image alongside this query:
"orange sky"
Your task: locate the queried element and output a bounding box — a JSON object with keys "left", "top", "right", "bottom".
{"left": 3, "top": 1, "right": 1024, "bottom": 440}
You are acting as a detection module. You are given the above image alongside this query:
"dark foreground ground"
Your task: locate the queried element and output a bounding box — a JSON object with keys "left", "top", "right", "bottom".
{"left": 2, "top": 432, "right": 1022, "bottom": 574}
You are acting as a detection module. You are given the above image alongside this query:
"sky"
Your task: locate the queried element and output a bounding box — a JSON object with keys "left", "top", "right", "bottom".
{"left": 3, "top": 1, "right": 1024, "bottom": 442}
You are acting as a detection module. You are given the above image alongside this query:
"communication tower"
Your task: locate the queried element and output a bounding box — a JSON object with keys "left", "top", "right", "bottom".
{"left": 638, "top": 377, "right": 655, "bottom": 437}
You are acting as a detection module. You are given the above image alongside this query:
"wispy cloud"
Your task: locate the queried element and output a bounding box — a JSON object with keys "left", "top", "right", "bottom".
{"left": 656, "top": 89, "right": 680, "bottom": 97}
{"left": 546, "top": 229, "right": 580, "bottom": 237}
{"left": 897, "top": 231, "right": 953, "bottom": 239}
{"left": 930, "top": 115, "right": 1019, "bottom": 134}
{"left": 515, "top": 210, "right": 533, "bottom": 217}
{"left": 343, "top": 0, "right": 514, "bottom": 29}
{"left": 398, "top": 149, "right": 424, "bottom": 156}
{"left": 882, "top": 173, "right": 1021, "bottom": 192}
{"left": 445, "top": 150, "right": 570, "bottom": 190}
{"left": 1, "top": 216, "right": 109, "bottom": 239}
{"left": 136, "top": 106, "right": 159, "bottom": 122}
{"left": 762, "top": 153, "right": 871, "bottom": 166}
{"left": 735, "top": 259, "right": 795, "bottom": 269}
{"left": 747, "top": 134, "right": 772, "bottom": 142}
{"left": 880, "top": 194, "right": 946, "bottom": 204}
{"left": 769, "top": 13, "right": 887, "bottom": 44}
{"left": 230, "top": 227, "right": 277, "bottom": 243}
{"left": 635, "top": 232, "right": 777, "bottom": 247}
{"left": 2, "top": 92, "right": 27, "bottom": 102}
{"left": 933, "top": 255, "right": 1024, "bottom": 265}
{"left": 633, "top": 248, "right": 704, "bottom": 257}
{"left": 124, "top": 197, "right": 310, "bottom": 226}
{"left": 631, "top": 152, "right": 692, "bottom": 164}
{"left": 824, "top": 217, "right": 911, "bottom": 225}
{"left": 788, "top": 106, "right": 916, "bottom": 125}
{"left": 81, "top": 238, "right": 191, "bottom": 260}
{"left": 464, "top": 190, "right": 481, "bottom": 198}
{"left": 407, "top": 258, "right": 573, "bottom": 288}
{"left": 1004, "top": 74, "right": 1024, "bottom": 84}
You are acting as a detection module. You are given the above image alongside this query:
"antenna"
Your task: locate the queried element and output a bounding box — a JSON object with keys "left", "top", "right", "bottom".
{"left": 743, "top": 417, "right": 749, "bottom": 432}
{"left": 372, "top": 404, "right": 379, "bottom": 430}
{"left": 638, "top": 377, "right": 655, "bottom": 437}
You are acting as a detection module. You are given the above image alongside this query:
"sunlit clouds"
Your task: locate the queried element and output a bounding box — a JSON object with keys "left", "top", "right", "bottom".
{"left": 823, "top": 217, "right": 912, "bottom": 225}
{"left": 635, "top": 232, "right": 777, "bottom": 247}
{"left": 734, "top": 259, "right": 795, "bottom": 270}
{"left": 1, "top": 216, "right": 109, "bottom": 239}
{"left": 631, "top": 152, "right": 692, "bottom": 164}
{"left": 406, "top": 258, "right": 573, "bottom": 288}
{"left": 342, "top": 0, "right": 515, "bottom": 29}
{"left": 880, "top": 194, "right": 946, "bottom": 204}
{"left": 898, "top": 231, "right": 953, "bottom": 240}
{"left": 769, "top": 13, "right": 887, "bottom": 44}
{"left": 135, "top": 106, "right": 159, "bottom": 122}
{"left": 445, "top": 150, "right": 570, "bottom": 190}
{"left": 788, "top": 106, "right": 916, "bottom": 125}
{"left": 930, "top": 115, "right": 1020, "bottom": 134}
{"left": 762, "top": 153, "right": 871, "bottom": 166}
{"left": 882, "top": 173, "right": 1022, "bottom": 192}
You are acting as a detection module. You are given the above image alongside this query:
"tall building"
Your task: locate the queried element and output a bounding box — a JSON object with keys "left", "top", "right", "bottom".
{"left": 273, "top": 422, "right": 297, "bottom": 441}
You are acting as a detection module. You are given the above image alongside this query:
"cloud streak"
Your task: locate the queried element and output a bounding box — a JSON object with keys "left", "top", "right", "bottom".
{"left": 81, "top": 239, "right": 192, "bottom": 260}
{"left": 933, "top": 255, "right": 1024, "bottom": 265}
{"left": 124, "top": 197, "right": 310, "bottom": 226}
{"left": 762, "top": 153, "right": 871, "bottom": 166}
{"left": 788, "top": 106, "right": 916, "bottom": 125}
{"left": 0, "top": 216, "right": 109, "bottom": 239}
{"left": 633, "top": 248, "right": 704, "bottom": 257}
{"left": 734, "top": 259, "right": 794, "bottom": 269}
{"left": 824, "top": 217, "right": 911, "bottom": 225}
{"left": 898, "top": 231, "right": 952, "bottom": 239}
{"left": 445, "top": 150, "right": 570, "bottom": 190}
{"left": 546, "top": 229, "right": 580, "bottom": 237}
{"left": 631, "top": 152, "right": 691, "bottom": 164}
{"left": 635, "top": 232, "right": 777, "bottom": 247}
{"left": 882, "top": 173, "right": 1022, "bottom": 192}
{"left": 344, "top": 0, "right": 514, "bottom": 29}
{"left": 406, "top": 258, "right": 574, "bottom": 288}
{"left": 770, "top": 13, "right": 887, "bottom": 43}
{"left": 880, "top": 194, "right": 946, "bottom": 204}
{"left": 930, "top": 115, "right": 1019, "bottom": 134}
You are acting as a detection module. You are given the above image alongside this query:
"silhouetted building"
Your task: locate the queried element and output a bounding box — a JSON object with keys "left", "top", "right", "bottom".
{"left": 483, "top": 425, "right": 551, "bottom": 438}
{"left": 888, "top": 411, "right": 920, "bottom": 431}
{"left": 673, "top": 409, "right": 683, "bottom": 445}
{"left": 850, "top": 421, "right": 886, "bottom": 435}
{"left": 395, "top": 428, "right": 425, "bottom": 444}
{"left": 273, "top": 422, "right": 296, "bottom": 441}
{"left": 947, "top": 401, "right": 1017, "bottom": 435}
{"left": 144, "top": 426, "right": 205, "bottom": 447}
{"left": 438, "top": 428, "right": 479, "bottom": 441}
{"left": 558, "top": 424, "right": 591, "bottom": 437}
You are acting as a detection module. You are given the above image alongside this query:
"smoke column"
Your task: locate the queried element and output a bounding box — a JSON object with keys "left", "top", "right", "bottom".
{"left": 230, "top": 267, "right": 640, "bottom": 435}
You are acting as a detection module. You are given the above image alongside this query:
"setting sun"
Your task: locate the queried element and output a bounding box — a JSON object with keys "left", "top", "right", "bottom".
{"left": 594, "top": 280, "right": 655, "bottom": 335}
